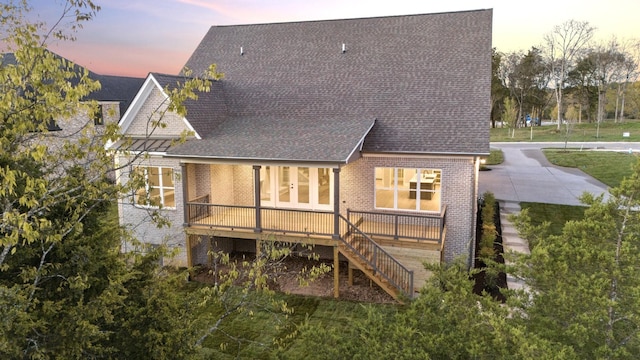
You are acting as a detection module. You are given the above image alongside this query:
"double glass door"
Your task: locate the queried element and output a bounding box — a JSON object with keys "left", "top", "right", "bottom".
{"left": 260, "top": 166, "right": 332, "bottom": 210}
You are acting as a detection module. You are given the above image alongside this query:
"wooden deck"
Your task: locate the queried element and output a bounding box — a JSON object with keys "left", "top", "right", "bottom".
{"left": 185, "top": 204, "right": 446, "bottom": 300}
{"left": 185, "top": 204, "right": 444, "bottom": 249}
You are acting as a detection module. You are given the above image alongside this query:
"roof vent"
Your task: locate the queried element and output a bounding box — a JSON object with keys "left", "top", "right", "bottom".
{"left": 240, "top": 46, "right": 244, "bottom": 56}
{"left": 342, "top": 43, "right": 346, "bottom": 53}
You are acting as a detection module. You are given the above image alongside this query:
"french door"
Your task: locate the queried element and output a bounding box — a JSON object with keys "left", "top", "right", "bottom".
{"left": 260, "top": 166, "right": 332, "bottom": 210}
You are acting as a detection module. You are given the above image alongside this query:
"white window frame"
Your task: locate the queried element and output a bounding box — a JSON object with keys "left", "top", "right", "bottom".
{"left": 134, "top": 166, "right": 176, "bottom": 209}
{"left": 259, "top": 166, "right": 333, "bottom": 211}
{"left": 374, "top": 167, "right": 441, "bottom": 213}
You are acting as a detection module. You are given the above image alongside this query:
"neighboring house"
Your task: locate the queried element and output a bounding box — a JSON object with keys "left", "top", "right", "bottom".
{"left": 2, "top": 51, "right": 144, "bottom": 144}
{"left": 114, "top": 9, "right": 492, "bottom": 300}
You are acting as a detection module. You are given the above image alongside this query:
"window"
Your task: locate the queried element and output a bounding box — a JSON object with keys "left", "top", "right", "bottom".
{"left": 258, "top": 166, "right": 332, "bottom": 210}
{"left": 93, "top": 104, "right": 104, "bottom": 125}
{"left": 375, "top": 167, "right": 441, "bottom": 212}
{"left": 134, "top": 166, "right": 175, "bottom": 208}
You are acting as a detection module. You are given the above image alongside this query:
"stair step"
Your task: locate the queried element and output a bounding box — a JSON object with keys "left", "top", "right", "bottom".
{"left": 340, "top": 232, "right": 408, "bottom": 302}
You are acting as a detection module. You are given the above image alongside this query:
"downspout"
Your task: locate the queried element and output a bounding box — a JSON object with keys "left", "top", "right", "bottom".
{"left": 470, "top": 156, "right": 481, "bottom": 269}
{"left": 333, "top": 167, "right": 341, "bottom": 239}
{"left": 181, "top": 163, "right": 189, "bottom": 227}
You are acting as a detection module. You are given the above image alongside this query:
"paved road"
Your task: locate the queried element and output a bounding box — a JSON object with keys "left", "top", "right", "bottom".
{"left": 478, "top": 142, "right": 640, "bottom": 206}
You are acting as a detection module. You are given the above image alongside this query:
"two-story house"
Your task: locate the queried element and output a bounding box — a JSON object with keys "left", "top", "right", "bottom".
{"left": 113, "top": 9, "right": 492, "bottom": 301}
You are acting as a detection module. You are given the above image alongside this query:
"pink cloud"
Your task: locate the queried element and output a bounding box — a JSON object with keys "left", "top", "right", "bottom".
{"left": 49, "top": 41, "right": 190, "bottom": 77}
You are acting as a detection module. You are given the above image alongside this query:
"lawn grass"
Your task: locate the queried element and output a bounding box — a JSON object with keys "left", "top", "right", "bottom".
{"left": 193, "top": 289, "right": 397, "bottom": 359}
{"left": 490, "top": 119, "right": 640, "bottom": 142}
{"left": 485, "top": 148, "right": 504, "bottom": 165}
{"left": 542, "top": 149, "right": 638, "bottom": 187}
{"left": 519, "top": 202, "right": 586, "bottom": 236}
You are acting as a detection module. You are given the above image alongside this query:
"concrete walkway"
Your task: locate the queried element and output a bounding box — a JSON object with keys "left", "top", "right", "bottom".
{"left": 498, "top": 201, "right": 529, "bottom": 291}
{"left": 478, "top": 142, "right": 640, "bottom": 290}
{"left": 479, "top": 143, "right": 611, "bottom": 205}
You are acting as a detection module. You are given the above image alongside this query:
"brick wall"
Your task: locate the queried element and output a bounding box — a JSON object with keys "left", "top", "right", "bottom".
{"left": 341, "top": 155, "right": 477, "bottom": 264}
{"left": 121, "top": 156, "right": 477, "bottom": 268}
{"left": 117, "top": 155, "right": 188, "bottom": 266}
{"left": 210, "top": 164, "right": 235, "bottom": 205}
{"left": 233, "top": 165, "right": 254, "bottom": 205}
{"left": 126, "top": 87, "right": 191, "bottom": 138}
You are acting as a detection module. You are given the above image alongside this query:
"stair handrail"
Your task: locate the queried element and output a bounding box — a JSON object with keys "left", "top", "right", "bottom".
{"left": 338, "top": 215, "right": 414, "bottom": 297}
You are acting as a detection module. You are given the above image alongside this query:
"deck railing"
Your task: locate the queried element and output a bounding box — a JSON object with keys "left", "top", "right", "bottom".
{"left": 186, "top": 203, "right": 334, "bottom": 236}
{"left": 261, "top": 208, "right": 333, "bottom": 236}
{"left": 339, "top": 215, "right": 414, "bottom": 297}
{"left": 186, "top": 194, "right": 211, "bottom": 222}
{"left": 347, "top": 205, "right": 446, "bottom": 243}
{"left": 186, "top": 203, "right": 256, "bottom": 231}
{"left": 186, "top": 202, "right": 446, "bottom": 244}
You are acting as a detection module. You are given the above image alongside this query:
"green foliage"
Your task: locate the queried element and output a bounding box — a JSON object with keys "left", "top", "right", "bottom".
{"left": 191, "top": 238, "right": 330, "bottom": 357}
{"left": 511, "top": 158, "right": 640, "bottom": 358}
{"left": 502, "top": 97, "right": 519, "bottom": 131}
{"left": 478, "top": 192, "right": 497, "bottom": 259}
{"left": 490, "top": 119, "right": 640, "bottom": 142}
{"left": 485, "top": 148, "right": 504, "bottom": 165}
{"left": 288, "top": 261, "right": 571, "bottom": 359}
{"left": 1, "top": 2, "right": 235, "bottom": 358}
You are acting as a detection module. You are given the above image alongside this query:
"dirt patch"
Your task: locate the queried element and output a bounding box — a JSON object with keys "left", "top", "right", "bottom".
{"left": 192, "top": 255, "right": 396, "bottom": 304}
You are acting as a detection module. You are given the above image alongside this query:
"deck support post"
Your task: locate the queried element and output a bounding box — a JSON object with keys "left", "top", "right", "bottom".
{"left": 333, "top": 245, "right": 339, "bottom": 298}
{"left": 207, "top": 236, "right": 213, "bottom": 267}
{"left": 348, "top": 262, "right": 353, "bottom": 286}
{"left": 332, "top": 167, "right": 340, "bottom": 239}
{"left": 181, "top": 163, "right": 189, "bottom": 226}
{"left": 253, "top": 165, "right": 262, "bottom": 233}
{"left": 256, "top": 237, "right": 262, "bottom": 260}
{"left": 186, "top": 234, "right": 193, "bottom": 268}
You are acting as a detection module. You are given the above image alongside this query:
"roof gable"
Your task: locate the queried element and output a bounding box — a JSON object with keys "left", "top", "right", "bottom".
{"left": 183, "top": 9, "right": 492, "bottom": 156}
{"left": 118, "top": 73, "right": 200, "bottom": 139}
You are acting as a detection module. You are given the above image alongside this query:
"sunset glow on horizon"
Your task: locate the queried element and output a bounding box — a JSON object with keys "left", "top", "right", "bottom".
{"left": 30, "top": 0, "right": 640, "bottom": 78}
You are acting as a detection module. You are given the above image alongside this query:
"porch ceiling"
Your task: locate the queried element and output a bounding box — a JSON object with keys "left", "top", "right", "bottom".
{"left": 165, "top": 116, "right": 375, "bottom": 164}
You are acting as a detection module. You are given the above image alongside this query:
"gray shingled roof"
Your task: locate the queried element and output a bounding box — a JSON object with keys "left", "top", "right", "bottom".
{"left": 86, "top": 74, "right": 145, "bottom": 117}
{"left": 152, "top": 73, "right": 229, "bottom": 138}
{"left": 2, "top": 51, "right": 144, "bottom": 118}
{"left": 169, "top": 116, "right": 375, "bottom": 163}
{"left": 177, "top": 9, "right": 492, "bottom": 158}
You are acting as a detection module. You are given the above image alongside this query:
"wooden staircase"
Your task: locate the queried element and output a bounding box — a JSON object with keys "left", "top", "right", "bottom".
{"left": 337, "top": 216, "right": 414, "bottom": 302}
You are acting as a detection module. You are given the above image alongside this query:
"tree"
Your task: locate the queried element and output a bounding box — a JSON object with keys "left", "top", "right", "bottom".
{"left": 1, "top": 2, "right": 319, "bottom": 358}
{"left": 502, "top": 97, "right": 518, "bottom": 138}
{"left": 567, "top": 52, "right": 599, "bottom": 122}
{"left": 511, "top": 159, "right": 640, "bottom": 359}
{"left": 288, "top": 260, "right": 572, "bottom": 360}
{"left": 543, "top": 20, "right": 595, "bottom": 130}
{"left": 491, "top": 48, "right": 509, "bottom": 128}
{"left": 588, "top": 39, "right": 627, "bottom": 136}
{"left": 0, "top": 1, "right": 209, "bottom": 357}
{"left": 614, "top": 39, "right": 640, "bottom": 122}
{"left": 502, "top": 47, "right": 550, "bottom": 128}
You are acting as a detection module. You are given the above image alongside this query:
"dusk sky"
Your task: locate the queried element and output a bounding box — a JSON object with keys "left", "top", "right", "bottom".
{"left": 29, "top": 0, "right": 640, "bottom": 78}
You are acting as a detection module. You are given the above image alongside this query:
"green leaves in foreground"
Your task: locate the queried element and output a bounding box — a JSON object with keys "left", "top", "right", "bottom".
{"left": 510, "top": 159, "right": 640, "bottom": 359}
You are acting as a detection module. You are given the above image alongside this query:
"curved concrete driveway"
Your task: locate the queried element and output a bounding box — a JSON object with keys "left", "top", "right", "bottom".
{"left": 478, "top": 142, "right": 640, "bottom": 206}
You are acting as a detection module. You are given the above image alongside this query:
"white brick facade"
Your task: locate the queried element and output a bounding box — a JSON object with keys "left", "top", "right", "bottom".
{"left": 117, "top": 155, "right": 188, "bottom": 266}
{"left": 126, "top": 87, "right": 192, "bottom": 138}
